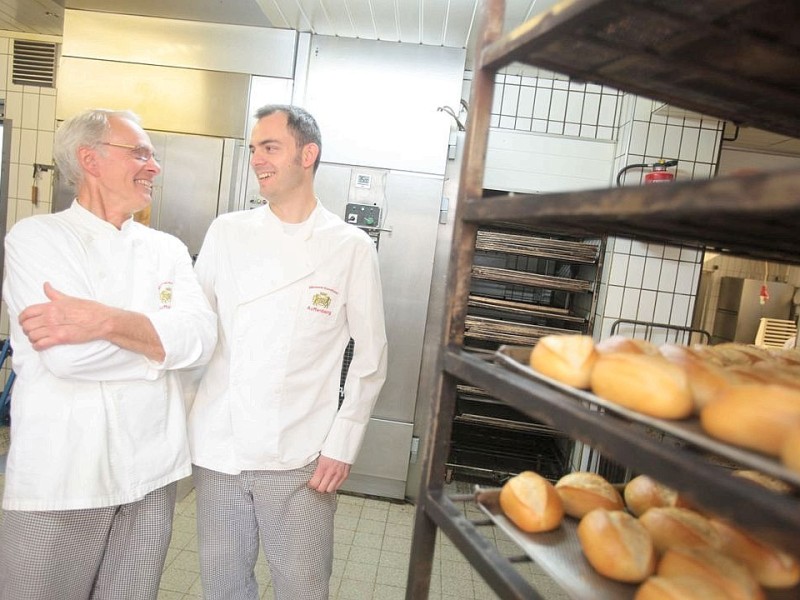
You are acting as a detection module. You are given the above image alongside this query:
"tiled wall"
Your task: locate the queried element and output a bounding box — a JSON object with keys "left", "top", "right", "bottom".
{"left": 595, "top": 95, "right": 725, "bottom": 344}
{"left": 0, "top": 33, "right": 59, "bottom": 364}
{"left": 490, "top": 71, "right": 623, "bottom": 141}
{"left": 484, "top": 72, "right": 726, "bottom": 344}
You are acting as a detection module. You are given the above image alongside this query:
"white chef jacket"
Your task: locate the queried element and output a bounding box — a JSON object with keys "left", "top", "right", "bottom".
{"left": 1, "top": 201, "right": 217, "bottom": 511}
{"left": 188, "top": 201, "right": 388, "bottom": 474}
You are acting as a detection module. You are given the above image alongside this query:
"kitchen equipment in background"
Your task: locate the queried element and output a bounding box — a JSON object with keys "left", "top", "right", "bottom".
{"left": 32, "top": 163, "right": 54, "bottom": 206}
{"left": 315, "top": 163, "right": 442, "bottom": 499}
{"left": 711, "top": 276, "right": 795, "bottom": 344}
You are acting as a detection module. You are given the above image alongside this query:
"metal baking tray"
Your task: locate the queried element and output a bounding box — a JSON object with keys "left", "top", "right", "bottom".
{"left": 495, "top": 346, "right": 800, "bottom": 488}
{"left": 476, "top": 489, "right": 636, "bottom": 600}
{"left": 475, "top": 487, "right": 799, "bottom": 600}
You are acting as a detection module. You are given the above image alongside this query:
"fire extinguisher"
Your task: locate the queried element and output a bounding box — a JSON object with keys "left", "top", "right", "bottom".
{"left": 616, "top": 159, "right": 678, "bottom": 187}
{"left": 644, "top": 159, "right": 677, "bottom": 184}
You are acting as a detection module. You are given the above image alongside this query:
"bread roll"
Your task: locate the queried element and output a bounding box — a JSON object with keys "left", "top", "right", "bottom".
{"left": 709, "top": 517, "right": 800, "bottom": 588}
{"left": 576, "top": 508, "right": 656, "bottom": 583}
{"left": 554, "top": 471, "right": 624, "bottom": 518}
{"left": 780, "top": 426, "right": 800, "bottom": 473}
{"left": 529, "top": 334, "right": 597, "bottom": 389}
{"left": 623, "top": 475, "right": 688, "bottom": 517}
{"left": 638, "top": 507, "right": 720, "bottom": 554}
{"left": 596, "top": 335, "right": 659, "bottom": 356}
{"left": 590, "top": 353, "right": 693, "bottom": 419}
{"left": 657, "top": 546, "right": 764, "bottom": 600}
{"left": 658, "top": 343, "right": 737, "bottom": 410}
{"left": 707, "top": 343, "right": 770, "bottom": 366}
{"left": 700, "top": 384, "right": 800, "bottom": 456}
{"left": 499, "top": 471, "right": 563, "bottom": 533}
{"left": 634, "top": 575, "right": 734, "bottom": 600}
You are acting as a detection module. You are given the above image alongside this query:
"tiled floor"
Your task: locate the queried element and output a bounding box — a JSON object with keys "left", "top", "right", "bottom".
{"left": 0, "top": 425, "right": 568, "bottom": 599}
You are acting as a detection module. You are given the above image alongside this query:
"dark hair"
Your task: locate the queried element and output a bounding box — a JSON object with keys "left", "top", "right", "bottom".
{"left": 254, "top": 104, "right": 322, "bottom": 172}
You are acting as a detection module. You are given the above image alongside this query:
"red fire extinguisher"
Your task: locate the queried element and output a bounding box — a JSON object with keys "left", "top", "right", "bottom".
{"left": 644, "top": 160, "right": 677, "bottom": 184}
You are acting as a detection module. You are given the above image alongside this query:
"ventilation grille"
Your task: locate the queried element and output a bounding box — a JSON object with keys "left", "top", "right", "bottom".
{"left": 755, "top": 318, "right": 797, "bottom": 349}
{"left": 12, "top": 40, "right": 58, "bottom": 87}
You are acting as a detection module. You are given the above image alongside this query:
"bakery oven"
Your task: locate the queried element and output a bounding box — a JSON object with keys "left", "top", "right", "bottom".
{"left": 445, "top": 225, "right": 603, "bottom": 485}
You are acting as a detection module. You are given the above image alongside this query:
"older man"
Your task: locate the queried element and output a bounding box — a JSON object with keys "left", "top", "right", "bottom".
{"left": 0, "top": 109, "right": 217, "bottom": 600}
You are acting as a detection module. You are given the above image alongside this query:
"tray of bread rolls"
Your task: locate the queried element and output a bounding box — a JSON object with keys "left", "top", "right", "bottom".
{"left": 475, "top": 471, "right": 800, "bottom": 599}
{"left": 475, "top": 486, "right": 636, "bottom": 599}
{"left": 495, "top": 338, "right": 800, "bottom": 489}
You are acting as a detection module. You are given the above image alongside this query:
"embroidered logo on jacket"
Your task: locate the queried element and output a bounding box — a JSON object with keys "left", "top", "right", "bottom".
{"left": 306, "top": 286, "right": 338, "bottom": 316}
{"left": 159, "top": 281, "right": 174, "bottom": 309}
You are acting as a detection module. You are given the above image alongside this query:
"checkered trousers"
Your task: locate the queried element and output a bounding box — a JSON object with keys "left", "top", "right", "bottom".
{"left": 193, "top": 462, "right": 336, "bottom": 600}
{"left": 0, "top": 482, "right": 177, "bottom": 600}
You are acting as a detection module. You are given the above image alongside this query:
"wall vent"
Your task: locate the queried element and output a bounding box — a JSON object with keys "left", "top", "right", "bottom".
{"left": 12, "top": 40, "right": 58, "bottom": 87}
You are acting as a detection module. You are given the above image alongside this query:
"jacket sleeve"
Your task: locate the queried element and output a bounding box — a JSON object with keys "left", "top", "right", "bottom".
{"left": 3, "top": 219, "right": 217, "bottom": 382}
{"left": 321, "top": 236, "right": 388, "bottom": 463}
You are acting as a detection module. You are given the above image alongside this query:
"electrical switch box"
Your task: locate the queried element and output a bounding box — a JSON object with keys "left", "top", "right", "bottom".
{"left": 345, "top": 203, "right": 381, "bottom": 228}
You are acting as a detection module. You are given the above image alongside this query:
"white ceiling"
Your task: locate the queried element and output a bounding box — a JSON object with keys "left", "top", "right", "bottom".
{"left": 2, "top": 0, "right": 798, "bottom": 156}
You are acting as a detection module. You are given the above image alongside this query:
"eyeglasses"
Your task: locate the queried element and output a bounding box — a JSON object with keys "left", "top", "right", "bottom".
{"left": 101, "top": 142, "right": 159, "bottom": 163}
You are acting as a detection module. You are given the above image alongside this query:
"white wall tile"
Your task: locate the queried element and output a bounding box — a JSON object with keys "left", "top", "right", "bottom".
{"left": 38, "top": 94, "right": 57, "bottom": 131}
{"left": 692, "top": 162, "right": 714, "bottom": 180}
{"left": 671, "top": 294, "right": 691, "bottom": 325}
{"left": 518, "top": 86, "right": 535, "bottom": 116}
{"left": 598, "top": 94, "right": 618, "bottom": 127}
{"left": 21, "top": 92, "right": 40, "bottom": 130}
{"left": 608, "top": 253, "right": 629, "bottom": 286}
{"left": 678, "top": 127, "right": 699, "bottom": 162}
{"left": 645, "top": 123, "right": 666, "bottom": 157}
{"left": 637, "top": 289, "right": 657, "bottom": 322}
{"left": 654, "top": 291, "right": 674, "bottom": 322}
{"left": 662, "top": 125, "right": 683, "bottom": 159}
{"left": 500, "top": 84, "right": 520, "bottom": 116}
{"left": 658, "top": 259, "right": 679, "bottom": 292}
{"left": 633, "top": 97, "right": 655, "bottom": 120}
{"left": 698, "top": 128, "right": 720, "bottom": 162}
{"left": 0, "top": 57, "right": 8, "bottom": 94}
{"left": 566, "top": 92, "right": 584, "bottom": 123}
{"left": 533, "top": 89, "right": 551, "bottom": 119}
{"left": 614, "top": 237, "right": 632, "bottom": 254}
{"left": 581, "top": 92, "right": 600, "bottom": 124}
{"left": 36, "top": 130, "right": 54, "bottom": 164}
{"left": 621, "top": 287, "right": 641, "bottom": 319}
{"left": 550, "top": 89, "right": 567, "bottom": 121}
{"left": 4, "top": 90, "right": 22, "bottom": 123}
{"left": 629, "top": 121, "right": 649, "bottom": 155}
{"left": 18, "top": 128, "right": 37, "bottom": 165}
{"left": 675, "top": 261, "right": 698, "bottom": 295}
{"left": 625, "top": 255, "right": 645, "bottom": 288}
{"left": 642, "top": 258, "right": 662, "bottom": 290}
{"left": 681, "top": 247, "right": 702, "bottom": 262}
{"left": 663, "top": 245, "right": 681, "bottom": 260}
{"left": 630, "top": 240, "right": 648, "bottom": 256}
{"left": 604, "top": 285, "right": 623, "bottom": 318}
{"left": 647, "top": 243, "right": 665, "bottom": 258}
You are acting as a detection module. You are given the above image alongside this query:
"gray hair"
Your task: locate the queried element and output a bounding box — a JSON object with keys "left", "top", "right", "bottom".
{"left": 53, "top": 108, "right": 141, "bottom": 190}
{"left": 254, "top": 104, "right": 322, "bottom": 172}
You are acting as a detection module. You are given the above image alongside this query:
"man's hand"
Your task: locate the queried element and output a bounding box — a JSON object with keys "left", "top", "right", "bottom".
{"left": 19, "top": 282, "right": 109, "bottom": 350}
{"left": 18, "top": 282, "right": 166, "bottom": 361}
{"left": 307, "top": 455, "right": 351, "bottom": 493}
